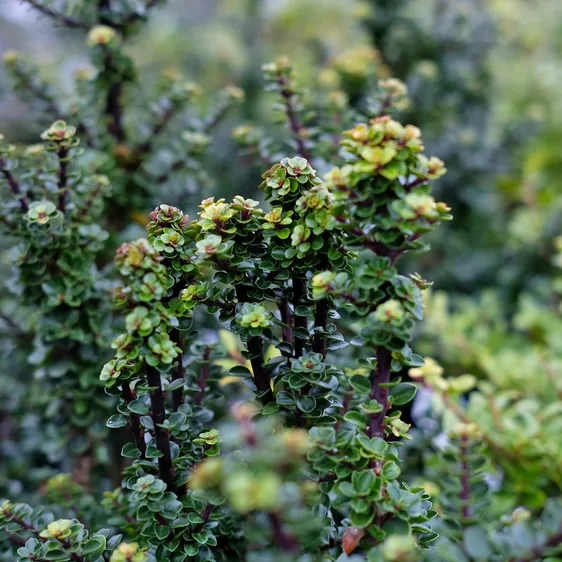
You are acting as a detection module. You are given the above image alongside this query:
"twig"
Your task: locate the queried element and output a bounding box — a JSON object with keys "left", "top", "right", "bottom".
{"left": 292, "top": 277, "right": 308, "bottom": 358}
{"left": 278, "top": 298, "right": 293, "bottom": 353}
{"left": 235, "top": 285, "right": 273, "bottom": 404}
{"left": 277, "top": 77, "right": 310, "bottom": 160}
{"left": 106, "top": 82, "right": 126, "bottom": 142}
{"left": 458, "top": 433, "right": 472, "bottom": 520}
{"left": 170, "top": 329, "right": 185, "bottom": 411}
{"left": 269, "top": 513, "right": 299, "bottom": 552}
{"left": 367, "top": 346, "right": 391, "bottom": 437}
{"left": 145, "top": 365, "right": 175, "bottom": 492}
{"left": 311, "top": 297, "right": 328, "bottom": 357}
{"left": 121, "top": 384, "right": 147, "bottom": 459}
{"left": 1, "top": 167, "right": 29, "bottom": 211}
{"left": 57, "top": 146, "right": 69, "bottom": 211}
{"left": 23, "top": 0, "right": 89, "bottom": 29}
{"left": 511, "top": 525, "right": 562, "bottom": 562}
{"left": 194, "top": 346, "right": 211, "bottom": 406}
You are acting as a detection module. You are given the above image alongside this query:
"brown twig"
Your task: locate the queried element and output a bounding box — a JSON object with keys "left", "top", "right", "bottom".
{"left": 367, "top": 346, "right": 392, "bottom": 437}
{"left": 170, "top": 329, "right": 185, "bottom": 411}
{"left": 121, "top": 384, "right": 147, "bottom": 459}
{"left": 1, "top": 167, "right": 29, "bottom": 211}
{"left": 57, "top": 146, "right": 69, "bottom": 211}
{"left": 194, "top": 346, "right": 211, "bottom": 406}
{"left": 145, "top": 365, "right": 175, "bottom": 492}
{"left": 23, "top": 0, "right": 89, "bottom": 29}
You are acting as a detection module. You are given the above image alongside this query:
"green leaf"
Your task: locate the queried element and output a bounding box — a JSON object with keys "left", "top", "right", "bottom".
{"left": 276, "top": 391, "right": 296, "bottom": 407}
{"left": 82, "top": 535, "right": 106, "bottom": 558}
{"left": 168, "top": 378, "right": 185, "bottom": 391}
{"left": 343, "top": 411, "right": 368, "bottom": 429}
{"left": 350, "top": 508, "right": 375, "bottom": 528}
{"left": 382, "top": 461, "right": 401, "bottom": 481}
{"left": 106, "top": 414, "right": 128, "bottom": 429}
{"left": 349, "top": 375, "right": 371, "bottom": 394}
{"left": 184, "top": 544, "right": 199, "bottom": 555}
{"left": 128, "top": 399, "right": 149, "bottom": 415}
{"left": 262, "top": 402, "right": 280, "bottom": 415}
{"left": 338, "top": 481, "right": 356, "bottom": 497}
{"left": 352, "top": 470, "right": 375, "bottom": 495}
{"left": 229, "top": 365, "right": 253, "bottom": 378}
{"left": 146, "top": 445, "right": 163, "bottom": 459}
{"left": 389, "top": 383, "right": 417, "bottom": 405}
{"left": 297, "top": 396, "right": 317, "bottom": 413}
{"left": 356, "top": 434, "right": 388, "bottom": 459}
{"left": 294, "top": 305, "right": 312, "bottom": 316}
{"left": 121, "top": 443, "right": 141, "bottom": 459}
{"left": 463, "top": 526, "right": 492, "bottom": 558}
{"left": 154, "top": 523, "right": 170, "bottom": 540}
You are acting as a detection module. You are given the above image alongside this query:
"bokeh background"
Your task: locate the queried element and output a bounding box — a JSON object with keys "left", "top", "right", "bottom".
{"left": 1, "top": 0, "right": 561, "bottom": 508}
{"left": 1, "top": 0, "right": 561, "bottom": 299}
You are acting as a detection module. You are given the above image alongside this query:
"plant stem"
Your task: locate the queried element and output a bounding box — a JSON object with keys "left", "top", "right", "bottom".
{"left": 278, "top": 298, "right": 293, "bottom": 354}
{"left": 121, "top": 384, "right": 147, "bottom": 459}
{"left": 292, "top": 276, "right": 307, "bottom": 358}
{"left": 278, "top": 80, "right": 310, "bottom": 160}
{"left": 311, "top": 297, "right": 328, "bottom": 357}
{"left": 0, "top": 168, "right": 29, "bottom": 211}
{"left": 235, "top": 284, "right": 273, "bottom": 404}
{"left": 170, "top": 329, "right": 185, "bottom": 411}
{"left": 24, "top": 0, "right": 89, "bottom": 29}
{"left": 145, "top": 365, "right": 175, "bottom": 492}
{"left": 106, "top": 82, "right": 126, "bottom": 142}
{"left": 367, "top": 346, "right": 391, "bottom": 437}
{"left": 269, "top": 513, "right": 299, "bottom": 552}
{"left": 511, "top": 525, "right": 562, "bottom": 562}
{"left": 458, "top": 433, "right": 472, "bottom": 520}
{"left": 57, "top": 146, "right": 69, "bottom": 212}
{"left": 194, "top": 346, "right": 211, "bottom": 406}
{"left": 246, "top": 337, "right": 273, "bottom": 404}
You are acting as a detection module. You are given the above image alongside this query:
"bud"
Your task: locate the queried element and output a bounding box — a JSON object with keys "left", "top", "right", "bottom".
{"left": 511, "top": 507, "right": 531, "bottom": 522}
{"left": 224, "top": 84, "right": 244, "bottom": 101}
{"left": 342, "top": 526, "right": 365, "bottom": 555}
{"left": 328, "top": 90, "right": 349, "bottom": 111}
{"left": 110, "top": 542, "right": 147, "bottom": 562}
{"left": 409, "top": 357, "right": 443, "bottom": 380}
{"left": 189, "top": 457, "right": 224, "bottom": 490}
{"left": 404, "top": 125, "right": 421, "bottom": 141}
{"left": 39, "top": 519, "right": 72, "bottom": 539}
{"left": 379, "top": 78, "right": 408, "bottom": 98}
{"left": 237, "top": 303, "right": 272, "bottom": 329}
{"left": 374, "top": 299, "right": 405, "bottom": 325}
{"left": 3, "top": 50, "right": 20, "bottom": 64}
{"left": 311, "top": 271, "right": 336, "bottom": 300}
{"left": 87, "top": 25, "right": 118, "bottom": 47}
{"left": 380, "top": 534, "right": 417, "bottom": 561}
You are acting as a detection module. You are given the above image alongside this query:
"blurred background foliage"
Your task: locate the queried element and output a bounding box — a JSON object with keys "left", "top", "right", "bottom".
{"left": 1, "top": 0, "right": 560, "bottom": 294}
{"left": 0, "top": 0, "right": 561, "bottom": 515}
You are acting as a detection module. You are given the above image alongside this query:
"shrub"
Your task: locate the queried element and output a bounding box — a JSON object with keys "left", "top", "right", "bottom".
{"left": 1, "top": 2, "right": 561, "bottom": 562}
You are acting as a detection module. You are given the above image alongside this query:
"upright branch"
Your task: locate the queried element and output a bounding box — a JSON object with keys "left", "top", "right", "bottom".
{"left": 194, "top": 346, "right": 211, "bottom": 406}
{"left": 0, "top": 143, "right": 29, "bottom": 211}
{"left": 263, "top": 57, "right": 311, "bottom": 161}
{"left": 145, "top": 365, "right": 175, "bottom": 492}
{"left": 458, "top": 432, "right": 472, "bottom": 520}
{"left": 23, "top": 0, "right": 89, "bottom": 29}
{"left": 87, "top": 26, "right": 132, "bottom": 142}
{"left": 121, "top": 384, "right": 147, "bottom": 459}
{"left": 235, "top": 284, "right": 273, "bottom": 404}
{"left": 368, "top": 346, "right": 392, "bottom": 437}
{"left": 57, "top": 146, "right": 70, "bottom": 211}
{"left": 171, "top": 330, "right": 186, "bottom": 411}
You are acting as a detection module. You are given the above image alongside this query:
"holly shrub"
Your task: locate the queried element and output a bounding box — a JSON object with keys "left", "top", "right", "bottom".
{"left": 0, "top": 2, "right": 561, "bottom": 562}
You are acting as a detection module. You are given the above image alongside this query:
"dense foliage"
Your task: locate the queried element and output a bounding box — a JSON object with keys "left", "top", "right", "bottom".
{"left": 0, "top": 1, "right": 561, "bottom": 561}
